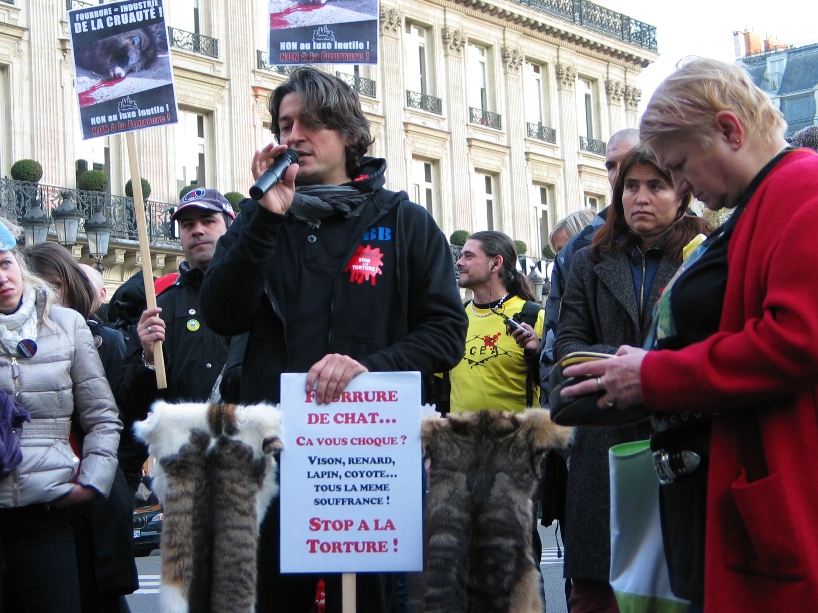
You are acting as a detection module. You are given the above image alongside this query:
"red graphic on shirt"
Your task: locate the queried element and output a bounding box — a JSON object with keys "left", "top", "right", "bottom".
{"left": 482, "top": 333, "right": 502, "bottom": 349}
{"left": 345, "top": 245, "right": 384, "bottom": 285}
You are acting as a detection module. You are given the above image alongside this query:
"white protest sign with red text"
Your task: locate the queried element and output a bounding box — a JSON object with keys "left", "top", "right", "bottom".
{"left": 279, "top": 372, "right": 422, "bottom": 573}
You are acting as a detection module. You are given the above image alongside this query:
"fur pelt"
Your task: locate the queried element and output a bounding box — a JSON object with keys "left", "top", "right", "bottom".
{"left": 133, "top": 400, "right": 283, "bottom": 613}
{"left": 421, "top": 409, "right": 573, "bottom": 613}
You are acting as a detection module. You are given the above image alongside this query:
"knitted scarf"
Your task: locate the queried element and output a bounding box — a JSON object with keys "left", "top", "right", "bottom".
{"left": 0, "top": 288, "right": 39, "bottom": 355}
{"left": 287, "top": 184, "right": 370, "bottom": 227}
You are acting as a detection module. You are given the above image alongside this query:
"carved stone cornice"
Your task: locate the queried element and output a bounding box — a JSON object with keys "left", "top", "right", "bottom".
{"left": 502, "top": 47, "right": 523, "bottom": 74}
{"left": 442, "top": 27, "right": 465, "bottom": 56}
{"left": 380, "top": 8, "right": 402, "bottom": 37}
{"left": 556, "top": 64, "right": 577, "bottom": 91}
{"left": 625, "top": 85, "right": 642, "bottom": 110}
{"left": 605, "top": 80, "right": 624, "bottom": 105}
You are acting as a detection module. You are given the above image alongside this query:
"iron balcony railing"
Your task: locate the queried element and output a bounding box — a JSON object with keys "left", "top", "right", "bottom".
{"left": 406, "top": 90, "right": 443, "bottom": 115}
{"left": 66, "top": 0, "right": 93, "bottom": 8}
{"left": 469, "top": 107, "right": 502, "bottom": 130}
{"left": 527, "top": 123, "right": 557, "bottom": 143}
{"left": 336, "top": 72, "right": 376, "bottom": 98}
{"left": 786, "top": 118, "right": 817, "bottom": 136}
{"left": 579, "top": 136, "right": 606, "bottom": 155}
{"left": 256, "top": 50, "right": 298, "bottom": 75}
{"left": 511, "top": 0, "right": 657, "bottom": 52}
{"left": 0, "top": 178, "right": 180, "bottom": 245}
{"left": 168, "top": 27, "right": 219, "bottom": 59}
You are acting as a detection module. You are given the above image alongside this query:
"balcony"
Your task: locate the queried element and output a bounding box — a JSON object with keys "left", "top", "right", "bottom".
{"left": 66, "top": 0, "right": 93, "bottom": 8}
{"left": 511, "top": 0, "right": 657, "bottom": 52}
{"left": 168, "top": 27, "right": 218, "bottom": 59}
{"left": 336, "top": 72, "right": 376, "bottom": 98}
{"left": 527, "top": 123, "right": 557, "bottom": 144}
{"left": 256, "top": 50, "right": 298, "bottom": 75}
{"left": 469, "top": 107, "right": 502, "bottom": 130}
{"left": 0, "top": 178, "right": 179, "bottom": 246}
{"left": 579, "top": 136, "right": 606, "bottom": 155}
{"left": 406, "top": 91, "right": 443, "bottom": 115}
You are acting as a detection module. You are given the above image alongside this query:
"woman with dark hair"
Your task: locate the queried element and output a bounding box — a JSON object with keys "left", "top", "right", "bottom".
{"left": 560, "top": 57, "right": 818, "bottom": 612}
{"left": 0, "top": 220, "right": 121, "bottom": 613}
{"left": 554, "top": 147, "right": 711, "bottom": 613}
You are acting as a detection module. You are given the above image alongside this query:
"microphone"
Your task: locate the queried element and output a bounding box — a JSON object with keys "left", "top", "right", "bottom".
{"left": 249, "top": 149, "right": 299, "bottom": 200}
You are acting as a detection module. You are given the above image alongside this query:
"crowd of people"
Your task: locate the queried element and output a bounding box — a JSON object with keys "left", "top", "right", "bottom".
{"left": 1, "top": 57, "right": 818, "bottom": 613}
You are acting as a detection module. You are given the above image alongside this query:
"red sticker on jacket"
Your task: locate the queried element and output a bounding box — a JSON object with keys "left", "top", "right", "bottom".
{"left": 345, "top": 245, "right": 384, "bottom": 285}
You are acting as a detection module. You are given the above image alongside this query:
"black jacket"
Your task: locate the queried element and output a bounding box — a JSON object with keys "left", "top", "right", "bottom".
{"left": 200, "top": 157, "right": 467, "bottom": 404}
{"left": 116, "top": 261, "right": 229, "bottom": 423}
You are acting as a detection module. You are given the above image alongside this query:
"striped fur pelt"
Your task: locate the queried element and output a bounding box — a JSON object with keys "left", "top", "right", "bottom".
{"left": 133, "top": 400, "right": 283, "bottom": 613}
{"left": 421, "top": 409, "right": 573, "bottom": 613}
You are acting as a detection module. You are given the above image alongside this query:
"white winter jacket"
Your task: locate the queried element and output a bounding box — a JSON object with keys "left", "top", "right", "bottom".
{"left": 0, "top": 300, "right": 122, "bottom": 507}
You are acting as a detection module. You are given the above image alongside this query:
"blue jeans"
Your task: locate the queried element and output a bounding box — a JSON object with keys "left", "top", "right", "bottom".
{"left": 0, "top": 504, "right": 82, "bottom": 613}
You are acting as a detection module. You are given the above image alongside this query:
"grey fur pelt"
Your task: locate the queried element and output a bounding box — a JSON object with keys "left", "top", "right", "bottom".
{"left": 421, "top": 409, "right": 573, "bottom": 613}
{"left": 133, "top": 400, "right": 284, "bottom": 613}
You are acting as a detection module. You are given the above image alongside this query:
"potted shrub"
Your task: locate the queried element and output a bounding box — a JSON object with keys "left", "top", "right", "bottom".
{"left": 79, "top": 169, "right": 109, "bottom": 193}
{"left": 10, "top": 159, "right": 43, "bottom": 183}
{"left": 179, "top": 183, "right": 199, "bottom": 200}
{"left": 514, "top": 240, "right": 527, "bottom": 255}
{"left": 224, "top": 191, "right": 244, "bottom": 214}
{"left": 542, "top": 244, "right": 556, "bottom": 260}
{"left": 125, "top": 178, "right": 152, "bottom": 199}
{"left": 449, "top": 230, "right": 469, "bottom": 246}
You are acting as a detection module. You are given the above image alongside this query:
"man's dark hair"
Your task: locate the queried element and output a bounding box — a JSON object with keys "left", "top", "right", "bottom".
{"left": 268, "top": 66, "right": 373, "bottom": 180}
{"left": 468, "top": 231, "right": 537, "bottom": 302}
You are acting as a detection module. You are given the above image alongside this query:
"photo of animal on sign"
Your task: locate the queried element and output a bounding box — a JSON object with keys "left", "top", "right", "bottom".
{"left": 69, "top": 0, "right": 178, "bottom": 139}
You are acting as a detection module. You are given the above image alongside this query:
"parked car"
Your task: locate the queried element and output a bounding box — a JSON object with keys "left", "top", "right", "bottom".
{"left": 133, "top": 503, "right": 163, "bottom": 556}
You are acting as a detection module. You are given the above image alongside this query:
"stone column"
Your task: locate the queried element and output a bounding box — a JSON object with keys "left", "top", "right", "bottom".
{"left": 556, "top": 63, "right": 579, "bottom": 220}
{"left": 501, "top": 46, "right": 530, "bottom": 244}
{"left": 605, "top": 79, "right": 626, "bottom": 135}
{"left": 379, "top": 7, "right": 407, "bottom": 193}
{"left": 442, "top": 26, "right": 471, "bottom": 232}
{"left": 624, "top": 86, "right": 642, "bottom": 127}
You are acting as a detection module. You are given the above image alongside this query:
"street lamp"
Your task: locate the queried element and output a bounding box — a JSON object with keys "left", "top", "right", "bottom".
{"left": 21, "top": 203, "right": 51, "bottom": 245}
{"left": 85, "top": 209, "right": 112, "bottom": 272}
{"left": 52, "top": 192, "right": 83, "bottom": 247}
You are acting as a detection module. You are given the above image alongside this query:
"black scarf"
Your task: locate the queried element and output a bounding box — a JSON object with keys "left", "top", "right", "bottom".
{"left": 287, "top": 184, "right": 370, "bottom": 226}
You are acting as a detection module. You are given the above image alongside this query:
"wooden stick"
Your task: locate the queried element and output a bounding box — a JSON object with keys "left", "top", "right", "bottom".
{"left": 125, "top": 131, "right": 167, "bottom": 389}
{"left": 342, "top": 573, "right": 356, "bottom": 612}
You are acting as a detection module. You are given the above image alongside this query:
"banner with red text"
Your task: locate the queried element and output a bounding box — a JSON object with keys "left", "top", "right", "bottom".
{"left": 69, "top": 0, "right": 178, "bottom": 139}
{"left": 279, "top": 372, "right": 422, "bottom": 573}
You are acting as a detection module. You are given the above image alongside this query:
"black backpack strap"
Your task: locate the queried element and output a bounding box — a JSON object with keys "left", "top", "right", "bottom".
{"left": 514, "top": 301, "right": 544, "bottom": 406}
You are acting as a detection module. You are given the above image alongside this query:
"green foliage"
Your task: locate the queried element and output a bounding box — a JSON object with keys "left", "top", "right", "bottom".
{"left": 514, "top": 239, "right": 527, "bottom": 255}
{"left": 449, "top": 230, "right": 469, "bottom": 246}
{"left": 10, "top": 159, "right": 43, "bottom": 182}
{"left": 78, "top": 169, "right": 108, "bottom": 192}
{"left": 179, "top": 183, "right": 199, "bottom": 200}
{"left": 125, "top": 178, "right": 151, "bottom": 199}
{"left": 224, "top": 191, "right": 244, "bottom": 212}
{"left": 542, "top": 244, "right": 555, "bottom": 259}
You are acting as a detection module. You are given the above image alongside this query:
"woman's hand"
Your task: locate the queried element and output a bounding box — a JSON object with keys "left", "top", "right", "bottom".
{"left": 561, "top": 346, "right": 648, "bottom": 409}
{"left": 252, "top": 143, "right": 299, "bottom": 216}
{"left": 509, "top": 322, "right": 541, "bottom": 353}
{"left": 52, "top": 484, "right": 99, "bottom": 508}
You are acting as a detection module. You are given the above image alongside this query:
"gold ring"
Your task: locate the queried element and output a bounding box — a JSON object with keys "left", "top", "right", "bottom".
{"left": 604, "top": 396, "right": 616, "bottom": 408}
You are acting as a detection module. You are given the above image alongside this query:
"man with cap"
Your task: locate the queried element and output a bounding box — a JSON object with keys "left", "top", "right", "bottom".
{"left": 115, "top": 188, "right": 235, "bottom": 436}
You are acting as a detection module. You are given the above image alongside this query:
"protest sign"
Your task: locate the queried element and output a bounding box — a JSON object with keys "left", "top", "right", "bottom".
{"left": 267, "top": 0, "right": 378, "bottom": 65}
{"left": 279, "top": 372, "right": 423, "bottom": 573}
{"left": 69, "top": 0, "right": 178, "bottom": 140}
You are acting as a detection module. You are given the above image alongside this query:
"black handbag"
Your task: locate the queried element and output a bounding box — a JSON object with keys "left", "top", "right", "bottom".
{"left": 548, "top": 352, "right": 650, "bottom": 426}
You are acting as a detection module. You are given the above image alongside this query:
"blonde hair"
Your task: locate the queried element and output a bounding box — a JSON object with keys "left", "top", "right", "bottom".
{"left": 549, "top": 208, "right": 597, "bottom": 251}
{"left": 640, "top": 57, "right": 786, "bottom": 149}
{"left": 0, "top": 218, "right": 58, "bottom": 322}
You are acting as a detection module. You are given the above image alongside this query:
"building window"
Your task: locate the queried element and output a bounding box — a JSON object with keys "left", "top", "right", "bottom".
{"left": 467, "top": 44, "right": 490, "bottom": 111}
{"left": 405, "top": 22, "right": 433, "bottom": 96}
{"left": 584, "top": 193, "right": 603, "bottom": 211}
{"left": 524, "top": 61, "right": 548, "bottom": 127}
{"left": 576, "top": 77, "right": 598, "bottom": 140}
{"left": 176, "top": 110, "right": 210, "bottom": 195}
{"left": 475, "top": 173, "right": 497, "bottom": 231}
{"left": 74, "top": 115, "right": 111, "bottom": 191}
{"left": 0, "top": 67, "right": 7, "bottom": 175}
{"left": 535, "top": 185, "right": 554, "bottom": 254}
{"left": 169, "top": 0, "right": 205, "bottom": 34}
{"left": 412, "top": 158, "right": 438, "bottom": 218}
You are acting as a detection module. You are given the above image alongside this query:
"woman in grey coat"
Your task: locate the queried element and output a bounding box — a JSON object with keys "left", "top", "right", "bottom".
{"left": 554, "top": 148, "right": 711, "bottom": 612}
{"left": 0, "top": 219, "right": 122, "bottom": 613}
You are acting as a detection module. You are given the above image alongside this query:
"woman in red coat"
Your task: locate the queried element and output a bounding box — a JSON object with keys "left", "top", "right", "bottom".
{"left": 559, "top": 57, "right": 818, "bottom": 612}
